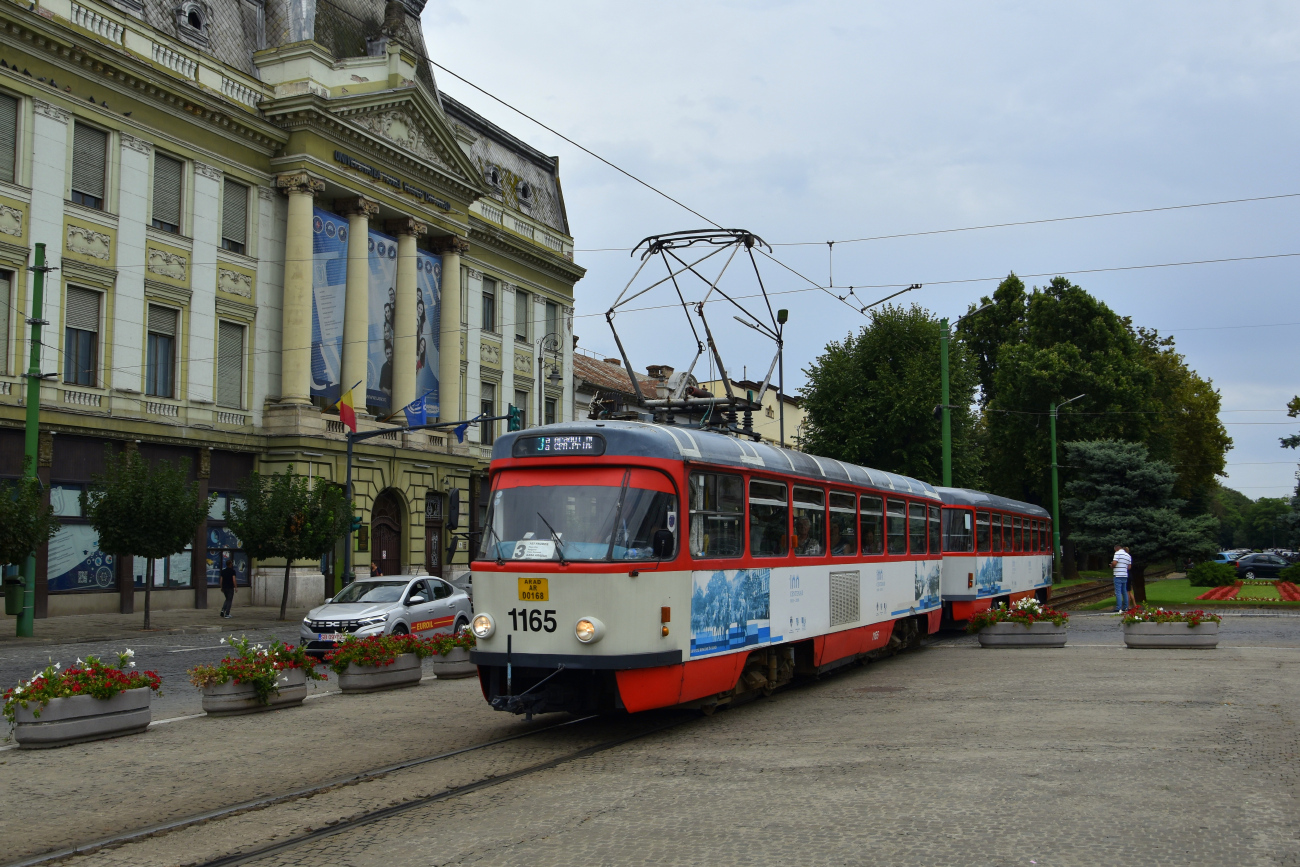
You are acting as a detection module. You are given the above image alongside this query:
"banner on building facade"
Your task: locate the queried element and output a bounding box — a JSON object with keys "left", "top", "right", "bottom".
{"left": 310, "top": 208, "right": 347, "bottom": 405}
{"left": 415, "top": 251, "right": 441, "bottom": 418}
{"left": 367, "top": 231, "right": 399, "bottom": 411}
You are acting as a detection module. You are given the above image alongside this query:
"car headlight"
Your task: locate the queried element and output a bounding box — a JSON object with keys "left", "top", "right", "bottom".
{"left": 358, "top": 614, "right": 388, "bottom": 628}
{"left": 471, "top": 613, "right": 495, "bottom": 639}
{"left": 575, "top": 617, "right": 605, "bottom": 644}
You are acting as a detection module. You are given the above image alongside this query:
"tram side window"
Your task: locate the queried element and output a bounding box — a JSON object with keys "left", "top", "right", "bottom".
{"left": 1043, "top": 522, "right": 1051, "bottom": 552}
{"left": 793, "top": 486, "right": 826, "bottom": 556}
{"left": 943, "top": 508, "right": 974, "bottom": 553}
{"left": 886, "top": 498, "right": 907, "bottom": 555}
{"left": 860, "top": 495, "right": 884, "bottom": 555}
{"left": 828, "top": 492, "right": 857, "bottom": 556}
{"left": 749, "top": 480, "right": 789, "bottom": 558}
{"left": 1031, "top": 521, "right": 1040, "bottom": 552}
{"left": 688, "top": 471, "right": 744, "bottom": 559}
{"left": 991, "top": 513, "right": 1002, "bottom": 553}
{"left": 908, "top": 503, "right": 927, "bottom": 554}
{"left": 976, "top": 511, "right": 990, "bottom": 552}
{"left": 928, "top": 505, "right": 941, "bottom": 554}
{"left": 1013, "top": 517, "right": 1022, "bottom": 552}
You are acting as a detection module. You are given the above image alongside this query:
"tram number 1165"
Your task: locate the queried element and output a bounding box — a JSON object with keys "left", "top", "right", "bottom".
{"left": 508, "top": 608, "right": 557, "bottom": 633}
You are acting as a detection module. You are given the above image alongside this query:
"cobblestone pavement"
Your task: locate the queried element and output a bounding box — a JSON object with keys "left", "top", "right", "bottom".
{"left": 9, "top": 616, "right": 1300, "bottom": 867}
{"left": 0, "top": 605, "right": 311, "bottom": 648}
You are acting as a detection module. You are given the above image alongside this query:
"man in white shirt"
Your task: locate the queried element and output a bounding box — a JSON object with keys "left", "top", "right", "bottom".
{"left": 1111, "top": 544, "right": 1133, "bottom": 613}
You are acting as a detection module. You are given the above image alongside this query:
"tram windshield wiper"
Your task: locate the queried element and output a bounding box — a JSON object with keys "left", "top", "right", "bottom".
{"left": 535, "top": 511, "right": 568, "bottom": 566}
{"left": 483, "top": 521, "right": 504, "bottom": 565}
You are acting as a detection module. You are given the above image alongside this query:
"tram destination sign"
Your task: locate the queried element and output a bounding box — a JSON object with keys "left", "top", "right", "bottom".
{"left": 511, "top": 435, "right": 606, "bottom": 457}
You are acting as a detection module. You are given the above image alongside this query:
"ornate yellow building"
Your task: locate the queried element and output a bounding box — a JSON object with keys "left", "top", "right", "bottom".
{"left": 0, "top": 0, "right": 584, "bottom": 617}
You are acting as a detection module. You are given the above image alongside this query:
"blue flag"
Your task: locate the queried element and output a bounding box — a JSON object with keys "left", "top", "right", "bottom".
{"left": 454, "top": 413, "right": 482, "bottom": 444}
{"left": 402, "top": 390, "right": 433, "bottom": 427}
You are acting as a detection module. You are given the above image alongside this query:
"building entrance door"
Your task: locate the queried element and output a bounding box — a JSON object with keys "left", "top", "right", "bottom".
{"left": 425, "top": 520, "right": 443, "bottom": 577}
{"left": 372, "top": 490, "right": 403, "bottom": 576}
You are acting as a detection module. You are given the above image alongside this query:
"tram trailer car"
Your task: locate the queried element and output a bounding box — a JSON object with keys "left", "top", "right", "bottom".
{"left": 935, "top": 487, "right": 1054, "bottom": 624}
{"left": 469, "top": 420, "right": 952, "bottom": 716}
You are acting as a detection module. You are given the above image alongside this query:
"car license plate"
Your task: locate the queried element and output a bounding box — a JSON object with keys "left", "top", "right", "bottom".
{"left": 317, "top": 633, "right": 345, "bottom": 642}
{"left": 518, "top": 577, "right": 549, "bottom": 601}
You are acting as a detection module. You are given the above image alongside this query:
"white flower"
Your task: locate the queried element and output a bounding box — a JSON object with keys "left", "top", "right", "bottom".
{"left": 219, "top": 638, "right": 227, "bottom": 645}
{"left": 13, "top": 686, "right": 23, "bottom": 696}
{"left": 128, "top": 661, "right": 136, "bottom": 668}
{"left": 123, "top": 649, "right": 135, "bottom": 659}
{"left": 75, "top": 658, "right": 84, "bottom": 666}
{"left": 53, "top": 663, "right": 61, "bottom": 671}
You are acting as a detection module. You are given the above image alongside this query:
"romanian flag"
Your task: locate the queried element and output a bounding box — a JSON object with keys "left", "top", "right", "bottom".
{"left": 338, "top": 387, "right": 357, "bottom": 432}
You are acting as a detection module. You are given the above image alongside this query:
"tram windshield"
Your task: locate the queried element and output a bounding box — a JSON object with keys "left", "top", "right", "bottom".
{"left": 479, "top": 468, "right": 677, "bottom": 562}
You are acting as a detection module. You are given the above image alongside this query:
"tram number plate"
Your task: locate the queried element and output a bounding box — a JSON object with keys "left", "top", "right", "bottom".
{"left": 518, "top": 577, "right": 549, "bottom": 601}
{"left": 508, "top": 608, "right": 558, "bottom": 633}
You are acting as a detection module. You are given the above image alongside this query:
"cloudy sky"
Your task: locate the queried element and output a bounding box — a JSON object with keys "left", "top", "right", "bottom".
{"left": 422, "top": 1, "right": 1299, "bottom": 500}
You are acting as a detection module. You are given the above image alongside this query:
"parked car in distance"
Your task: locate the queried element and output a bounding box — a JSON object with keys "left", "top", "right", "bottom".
{"left": 1212, "top": 552, "right": 1241, "bottom": 565}
{"left": 1234, "top": 553, "right": 1291, "bottom": 580}
{"left": 300, "top": 576, "right": 473, "bottom": 657}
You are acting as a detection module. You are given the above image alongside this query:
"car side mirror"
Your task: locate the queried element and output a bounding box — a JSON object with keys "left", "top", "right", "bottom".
{"left": 406, "top": 594, "right": 426, "bottom": 606}
{"left": 652, "top": 529, "right": 675, "bottom": 560}
{"left": 324, "top": 597, "right": 332, "bottom": 604}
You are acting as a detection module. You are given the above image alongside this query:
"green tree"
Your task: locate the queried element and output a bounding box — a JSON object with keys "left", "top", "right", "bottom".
{"left": 227, "top": 467, "right": 351, "bottom": 620}
{"left": 1241, "top": 497, "right": 1292, "bottom": 549}
{"left": 81, "top": 449, "right": 212, "bottom": 630}
{"left": 1283, "top": 395, "right": 1300, "bottom": 496}
{"left": 1062, "top": 440, "right": 1218, "bottom": 602}
{"left": 800, "top": 303, "right": 983, "bottom": 486}
{"left": 0, "top": 465, "right": 60, "bottom": 567}
{"left": 1207, "top": 484, "right": 1252, "bottom": 549}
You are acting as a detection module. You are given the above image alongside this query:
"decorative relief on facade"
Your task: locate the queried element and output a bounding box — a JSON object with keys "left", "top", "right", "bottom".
{"left": 513, "top": 353, "right": 533, "bottom": 375}
{"left": 352, "top": 110, "right": 452, "bottom": 171}
{"left": 0, "top": 204, "right": 23, "bottom": 238}
{"left": 257, "top": 185, "right": 276, "bottom": 202}
{"left": 480, "top": 341, "right": 501, "bottom": 367}
{"left": 120, "top": 133, "right": 153, "bottom": 155}
{"left": 430, "top": 236, "right": 471, "bottom": 256}
{"left": 32, "top": 99, "right": 70, "bottom": 124}
{"left": 66, "top": 224, "right": 111, "bottom": 260}
{"left": 459, "top": 334, "right": 466, "bottom": 357}
{"left": 389, "top": 218, "right": 427, "bottom": 238}
{"left": 147, "top": 247, "right": 188, "bottom": 280}
{"left": 193, "top": 161, "right": 222, "bottom": 182}
{"left": 218, "top": 268, "right": 253, "bottom": 298}
{"left": 275, "top": 172, "right": 325, "bottom": 196}
{"left": 344, "top": 197, "right": 380, "bottom": 219}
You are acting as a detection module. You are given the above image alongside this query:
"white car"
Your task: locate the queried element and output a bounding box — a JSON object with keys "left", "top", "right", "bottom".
{"left": 300, "top": 576, "right": 472, "bottom": 657}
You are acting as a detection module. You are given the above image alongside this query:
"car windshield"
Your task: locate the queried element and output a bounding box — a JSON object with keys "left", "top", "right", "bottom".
{"left": 479, "top": 469, "right": 677, "bottom": 562}
{"left": 330, "top": 581, "right": 407, "bottom": 604}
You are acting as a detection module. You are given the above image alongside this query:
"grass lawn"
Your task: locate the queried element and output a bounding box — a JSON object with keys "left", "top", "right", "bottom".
{"left": 1080, "top": 578, "right": 1300, "bottom": 609}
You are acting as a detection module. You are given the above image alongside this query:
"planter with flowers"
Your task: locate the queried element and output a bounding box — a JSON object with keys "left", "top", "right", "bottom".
{"left": 4, "top": 651, "right": 161, "bottom": 749}
{"left": 429, "top": 630, "right": 477, "bottom": 678}
{"left": 1122, "top": 606, "right": 1221, "bottom": 649}
{"left": 188, "top": 636, "right": 325, "bottom": 715}
{"left": 967, "top": 597, "right": 1069, "bottom": 647}
{"left": 326, "top": 634, "right": 434, "bottom": 693}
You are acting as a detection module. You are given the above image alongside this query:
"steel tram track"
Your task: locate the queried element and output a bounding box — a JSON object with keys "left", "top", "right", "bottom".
{"left": 4, "top": 713, "right": 604, "bottom": 867}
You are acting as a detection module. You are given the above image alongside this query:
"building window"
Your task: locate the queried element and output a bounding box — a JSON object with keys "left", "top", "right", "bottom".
{"left": 0, "top": 270, "right": 10, "bottom": 375}
{"left": 480, "top": 381, "right": 495, "bottom": 445}
{"left": 544, "top": 397, "right": 556, "bottom": 426}
{"left": 47, "top": 484, "right": 118, "bottom": 592}
{"left": 221, "top": 179, "right": 248, "bottom": 254}
{"left": 134, "top": 551, "right": 191, "bottom": 589}
{"left": 481, "top": 278, "right": 496, "bottom": 333}
{"left": 216, "top": 320, "right": 244, "bottom": 408}
{"left": 545, "top": 300, "right": 558, "bottom": 338}
{"left": 146, "top": 304, "right": 178, "bottom": 398}
{"left": 514, "top": 289, "right": 529, "bottom": 342}
{"left": 206, "top": 493, "right": 250, "bottom": 587}
{"left": 70, "top": 123, "right": 107, "bottom": 210}
{"left": 513, "top": 388, "right": 528, "bottom": 429}
{"left": 63, "top": 286, "right": 100, "bottom": 386}
{"left": 0, "top": 92, "right": 16, "bottom": 185}
{"left": 151, "top": 153, "right": 183, "bottom": 233}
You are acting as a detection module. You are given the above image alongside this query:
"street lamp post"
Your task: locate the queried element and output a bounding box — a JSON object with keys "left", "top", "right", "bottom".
{"left": 535, "top": 332, "right": 561, "bottom": 428}
{"left": 1050, "top": 393, "right": 1086, "bottom": 582}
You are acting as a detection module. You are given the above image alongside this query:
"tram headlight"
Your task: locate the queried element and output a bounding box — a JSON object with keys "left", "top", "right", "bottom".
{"left": 575, "top": 617, "right": 605, "bottom": 644}
{"left": 471, "top": 613, "right": 496, "bottom": 639}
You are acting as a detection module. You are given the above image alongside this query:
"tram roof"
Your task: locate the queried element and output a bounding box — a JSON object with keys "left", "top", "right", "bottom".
{"left": 493, "top": 420, "right": 942, "bottom": 500}
{"left": 935, "top": 486, "right": 1050, "bottom": 518}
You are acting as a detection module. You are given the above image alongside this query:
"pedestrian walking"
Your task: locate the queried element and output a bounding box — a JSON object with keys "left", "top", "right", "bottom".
{"left": 1111, "top": 544, "right": 1132, "bottom": 614}
{"left": 219, "top": 556, "right": 237, "bottom": 619}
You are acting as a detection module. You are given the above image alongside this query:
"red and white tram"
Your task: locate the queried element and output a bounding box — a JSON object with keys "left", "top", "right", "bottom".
{"left": 469, "top": 420, "right": 958, "bottom": 716}
{"left": 935, "top": 488, "right": 1054, "bottom": 624}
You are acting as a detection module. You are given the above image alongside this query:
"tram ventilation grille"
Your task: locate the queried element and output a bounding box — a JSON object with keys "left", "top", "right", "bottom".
{"left": 829, "top": 570, "right": 861, "bottom": 627}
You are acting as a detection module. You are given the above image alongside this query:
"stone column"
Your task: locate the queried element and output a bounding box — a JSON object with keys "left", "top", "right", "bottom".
{"left": 433, "top": 236, "right": 469, "bottom": 422}
{"left": 276, "top": 172, "right": 324, "bottom": 406}
{"left": 342, "top": 197, "right": 378, "bottom": 410}
{"left": 391, "top": 218, "right": 427, "bottom": 415}
{"left": 116, "top": 135, "right": 151, "bottom": 394}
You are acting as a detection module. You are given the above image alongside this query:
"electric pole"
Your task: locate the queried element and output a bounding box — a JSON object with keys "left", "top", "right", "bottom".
{"left": 18, "top": 243, "right": 48, "bottom": 637}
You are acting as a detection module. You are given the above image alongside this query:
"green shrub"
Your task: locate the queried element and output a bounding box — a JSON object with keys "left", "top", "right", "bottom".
{"left": 1280, "top": 564, "right": 1300, "bottom": 584}
{"left": 1187, "top": 561, "right": 1237, "bottom": 587}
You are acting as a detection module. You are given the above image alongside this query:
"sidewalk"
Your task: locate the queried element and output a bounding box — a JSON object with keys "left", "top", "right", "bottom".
{"left": 0, "top": 605, "right": 310, "bottom": 647}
